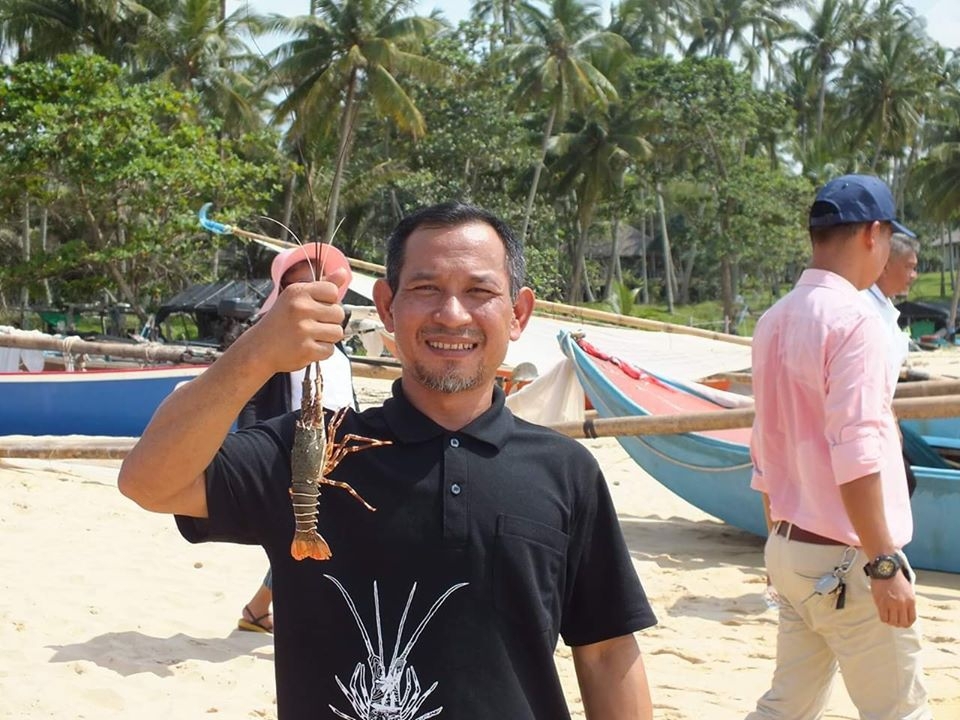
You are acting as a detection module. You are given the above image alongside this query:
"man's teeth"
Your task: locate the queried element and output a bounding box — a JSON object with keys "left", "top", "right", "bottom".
{"left": 429, "top": 341, "right": 473, "bottom": 350}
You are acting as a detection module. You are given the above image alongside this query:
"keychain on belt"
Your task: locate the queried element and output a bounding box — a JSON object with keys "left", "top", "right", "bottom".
{"left": 803, "top": 546, "right": 857, "bottom": 609}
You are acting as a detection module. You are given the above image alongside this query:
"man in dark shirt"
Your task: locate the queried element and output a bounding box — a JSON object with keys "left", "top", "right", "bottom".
{"left": 119, "top": 201, "right": 656, "bottom": 719}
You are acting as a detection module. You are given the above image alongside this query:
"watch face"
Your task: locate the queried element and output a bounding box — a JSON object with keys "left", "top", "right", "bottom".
{"left": 874, "top": 558, "right": 898, "bottom": 578}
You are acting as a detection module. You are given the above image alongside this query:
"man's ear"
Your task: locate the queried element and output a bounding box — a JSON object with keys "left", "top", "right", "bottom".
{"left": 373, "top": 279, "right": 395, "bottom": 332}
{"left": 510, "top": 287, "right": 536, "bottom": 341}
{"left": 866, "top": 220, "right": 884, "bottom": 249}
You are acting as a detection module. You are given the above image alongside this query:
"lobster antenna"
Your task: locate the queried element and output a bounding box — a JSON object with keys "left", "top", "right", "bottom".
{"left": 258, "top": 215, "right": 303, "bottom": 247}
{"left": 257, "top": 215, "right": 319, "bottom": 281}
{"left": 392, "top": 583, "right": 418, "bottom": 667}
{"left": 398, "top": 583, "right": 469, "bottom": 662}
{"left": 323, "top": 575, "right": 375, "bottom": 659}
{"left": 258, "top": 214, "right": 348, "bottom": 283}
{"left": 373, "top": 581, "right": 385, "bottom": 665}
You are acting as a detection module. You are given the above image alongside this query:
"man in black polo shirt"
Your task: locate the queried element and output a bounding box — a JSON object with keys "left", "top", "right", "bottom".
{"left": 119, "top": 202, "right": 656, "bottom": 719}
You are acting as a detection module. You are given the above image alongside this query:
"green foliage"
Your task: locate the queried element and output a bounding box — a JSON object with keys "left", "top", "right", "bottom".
{"left": 1, "top": 1, "right": 958, "bottom": 325}
{"left": 0, "top": 54, "right": 283, "bottom": 316}
{"left": 911, "top": 271, "right": 954, "bottom": 302}
{"left": 606, "top": 281, "right": 641, "bottom": 315}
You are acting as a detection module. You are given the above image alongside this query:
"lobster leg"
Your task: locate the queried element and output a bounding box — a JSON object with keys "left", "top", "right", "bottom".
{"left": 288, "top": 369, "right": 392, "bottom": 561}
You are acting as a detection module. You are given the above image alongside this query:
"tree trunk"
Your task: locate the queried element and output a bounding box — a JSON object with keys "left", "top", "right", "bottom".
{"left": 604, "top": 217, "right": 621, "bottom": 301}
{"left": 567, "top": 221, "right": 587, "bottom": 303}
{"left": 20, "top": 196, "right": 30, "bottom": 323}
{"left": 815, "top": 73, "right": 827, "bottom": 142}
{"left": 77, "top": 184, "right": 146, "bottom": 321}
{"left": 720, "top": 255, "right": 734, "bottom": 327}
{"left": 941, "top": 231, "right": 947, "bottom": 297}
{"left": 41, "top": 206, "right": 52, "bottom": 305}
{"left": 520, "top": 105, "right": 557, "bottom": 242}
{"left": 678, "top": 245, "right": 696, "bottom": 305}
{"left": 949, "top": 225, "right": 956, "bottom": 293}
{"left": 580, "top": 254, "right": 595, "bottom": 303}
{"left": 869, "top": 104, "right": 887, "bottom": 171}
{"left": 281, "top": 172, "right": 298, "bottom": 242}
{"left": 655, "top": 183, "right": 674, "bottom": 313}
{"left": 567, "top": 199, "right": 596, "bottom": 304}
{"left": 948, "top": 226, "right": 960, "bottom": 338}
{"left": 324, "top": 74, "right": 359, "bottom": 244}
{"left": 640, "top": 207, "right": 649, "bottom": 304}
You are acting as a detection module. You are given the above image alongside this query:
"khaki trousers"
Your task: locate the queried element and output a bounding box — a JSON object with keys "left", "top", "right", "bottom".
{"left": 746, "top": 532, "right": 931, "bottom": 720}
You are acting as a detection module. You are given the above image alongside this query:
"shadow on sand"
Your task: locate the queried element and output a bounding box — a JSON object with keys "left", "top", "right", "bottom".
{"left": 619, "top": 512, "right": 778, "bottom": 621}
{"left": 619, "top": 512, "right": 765, "bottom": 570}
{"left": 47, "top": 629, "right": 274, "bottom": 677}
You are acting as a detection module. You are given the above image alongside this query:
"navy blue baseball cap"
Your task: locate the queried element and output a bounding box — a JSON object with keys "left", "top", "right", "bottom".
{"left": 809, "top": 174, "right": 916, "bottom": 238}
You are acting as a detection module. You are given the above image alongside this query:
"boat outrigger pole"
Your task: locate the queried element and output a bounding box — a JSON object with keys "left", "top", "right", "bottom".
{"left": 198, "top": 203, "right": 296, "bottom": 252}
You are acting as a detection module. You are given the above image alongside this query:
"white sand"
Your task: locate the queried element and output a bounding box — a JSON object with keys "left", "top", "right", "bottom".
{"left": 1, "top": 376, "right": 958, "bottom": 719}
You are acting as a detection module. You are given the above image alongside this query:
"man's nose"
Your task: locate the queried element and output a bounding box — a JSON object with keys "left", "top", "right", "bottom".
{"left": 433, "top": 294, "right": 471, "bottom": 325}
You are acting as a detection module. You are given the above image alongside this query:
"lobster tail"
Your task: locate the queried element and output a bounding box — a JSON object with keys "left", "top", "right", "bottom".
{"left": 291, "top": 531, "right": 332, "bottom": 561}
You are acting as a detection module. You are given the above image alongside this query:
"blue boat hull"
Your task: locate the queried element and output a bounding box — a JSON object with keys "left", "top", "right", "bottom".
{"left": 560, "top": 332, "right": 960, "bottom": 573}
{"left": 0, "top": 366, "right": 205, "bottom": 437}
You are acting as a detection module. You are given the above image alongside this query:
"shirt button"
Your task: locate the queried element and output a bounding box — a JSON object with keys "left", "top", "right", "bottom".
{"left": 450, "top": 483, "right": 462, "bottom": 496}
{"left": 450, "top": 437, "right": 460, "bottom": 448}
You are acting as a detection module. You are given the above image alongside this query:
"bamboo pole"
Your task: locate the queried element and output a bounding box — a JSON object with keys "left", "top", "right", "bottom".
{"left": 0, "top": 436, "right": 136, "bottom": 459}
{"left": 1, "top": 328, "right": 402, "bottom": 379}
{"left": 533, "top": 299, "right": 752, "bottom": 346}
{"left": 546, "top": 394, "right": 960, "bottom": 440}
{"left": 695, "top": 374, "right": 960, "bottom": 400}
{"left": 894, "top": 379, "right": 960, "bottom": 398}
{"left": 0, "top": 331, "right": 219, "bottom": 365}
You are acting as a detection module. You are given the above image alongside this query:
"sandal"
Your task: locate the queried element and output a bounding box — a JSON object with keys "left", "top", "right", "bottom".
{"left": 238, "top": 604, "right": 273, "bottom": 633}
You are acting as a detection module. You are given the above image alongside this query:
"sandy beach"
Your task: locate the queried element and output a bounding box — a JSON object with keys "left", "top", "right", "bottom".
{"left": 1, "top": 375, "right": 958, "bottom": 719}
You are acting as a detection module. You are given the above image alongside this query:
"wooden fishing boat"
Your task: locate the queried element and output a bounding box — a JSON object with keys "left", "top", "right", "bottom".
{"left": 559, "top": 331, "right": 960, "bottom": 574}
{"left": 0, "top": 365, "right": 206, "bottom": 437}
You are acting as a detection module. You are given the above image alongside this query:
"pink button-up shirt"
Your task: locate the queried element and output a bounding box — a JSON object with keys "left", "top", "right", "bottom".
{"left": 750, "top": 269, "right": 912, "bottom": 547}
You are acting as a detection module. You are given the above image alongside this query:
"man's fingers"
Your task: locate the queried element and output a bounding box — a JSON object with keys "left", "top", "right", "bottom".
{"left": 878, "top": 600, "right": 916, "bottom": 628}
{"left": 322, "top": 267, "right": 351, "bottom": 298}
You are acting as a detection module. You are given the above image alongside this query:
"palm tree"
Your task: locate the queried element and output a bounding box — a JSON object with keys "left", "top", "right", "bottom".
{"left": 0, "top": 0, "right": 164, "bottom": 64}
{"left": 548, "top": 107, "right": 651, "bottom": 302}
{"left": 681, "top": 0, "right": 791, "bottom": 66}
{"left": 608, "top": 0, "right": 685, "bottom": 57}
{"left": 267, "top": 0, "right": 447, "bottom": 242}
{"left": 500, "top": 0, "right": 629, "bottom": 242}
{"left": 470, "top": 0, "right": 537, "bottom": 47}
{"left": 782, "top": 0, "right": 854, "bottom": 142}
{"left": 135, "top": 0, "right": 269, "bottom": 135}
{"left": 915, "top": 142, "right": 960, "bottom": 223}
{"left": 837, "top": 15, "right": 928, "bottom": 173}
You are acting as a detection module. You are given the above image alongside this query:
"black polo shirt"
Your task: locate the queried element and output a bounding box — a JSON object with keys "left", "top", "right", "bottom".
{"left": 177, "top": 381, "right": 655, "bottom": 720}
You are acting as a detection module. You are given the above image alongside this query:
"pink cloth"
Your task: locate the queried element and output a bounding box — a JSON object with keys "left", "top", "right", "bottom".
{"left": 750, "top": 269, "right": 912, "bottom": 547}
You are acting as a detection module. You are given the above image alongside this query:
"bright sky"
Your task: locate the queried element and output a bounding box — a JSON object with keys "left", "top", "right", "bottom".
{"left": 227, "top": 0, "right": 959, "bottom": 51}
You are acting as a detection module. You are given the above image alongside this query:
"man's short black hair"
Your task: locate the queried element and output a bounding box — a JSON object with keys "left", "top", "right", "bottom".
{"left": 384, "top": 202, "right": 526, "bottom": 301}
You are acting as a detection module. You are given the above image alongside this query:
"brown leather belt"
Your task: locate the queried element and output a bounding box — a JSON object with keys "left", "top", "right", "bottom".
{"left": 775, "top": 521, "right": 844, "bottom": 546}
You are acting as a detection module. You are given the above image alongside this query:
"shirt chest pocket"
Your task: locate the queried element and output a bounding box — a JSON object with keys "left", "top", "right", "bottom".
{"left": 493, "top": 514, "right": 569, "bottom": 634}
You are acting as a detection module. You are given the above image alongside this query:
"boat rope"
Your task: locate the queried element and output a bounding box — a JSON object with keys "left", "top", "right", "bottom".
{"left": 61, "top": 335, "right": 82, "bottom": 371}
{"left": 624, "top": 433, "right": 754, "bottom": 473}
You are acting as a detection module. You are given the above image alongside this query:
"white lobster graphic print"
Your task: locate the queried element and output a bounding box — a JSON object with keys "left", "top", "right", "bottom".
{"left": 324, "top": 575, "right": 469, "bottom": 720}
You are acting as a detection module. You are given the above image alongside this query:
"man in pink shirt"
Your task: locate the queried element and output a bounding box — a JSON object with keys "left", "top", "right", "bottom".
{"left": 747, "top": 175, "right": 931, "bottom": 720}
